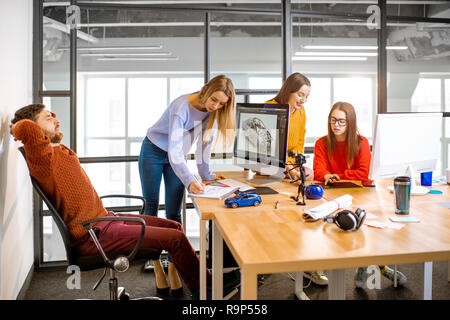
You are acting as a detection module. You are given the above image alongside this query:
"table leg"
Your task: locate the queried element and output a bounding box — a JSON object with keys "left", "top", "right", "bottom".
{"left": 393, "top": 265, "right": 398, "bottom": 288}
{"left": 295, "top": 272, "right": 309, "bottom": 300}
{"left": 200, "top": 219, "right": 207, "bottom": 300}
{"left": 424, "top": 261, "right": 432, "bottom": 300}
{"left": 241, "top": 267, "right": 258, "bottom": 300}
{"left": 328, "top": 269, "right": 346, "bottom": 300}
{"left": 212, "top": 221, "right": 223, "bottom": 300}
{"left": 447, "top": 261, "right": 450, "bottom": 282}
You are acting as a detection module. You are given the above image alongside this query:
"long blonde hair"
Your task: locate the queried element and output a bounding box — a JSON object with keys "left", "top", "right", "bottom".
{"left": 200, "top": 75, "right": 236, "bottom": 147}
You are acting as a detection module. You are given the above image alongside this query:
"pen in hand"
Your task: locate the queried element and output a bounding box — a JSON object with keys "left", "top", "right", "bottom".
{"left": 191, "top": 174, "right": 205, "bottom": 194}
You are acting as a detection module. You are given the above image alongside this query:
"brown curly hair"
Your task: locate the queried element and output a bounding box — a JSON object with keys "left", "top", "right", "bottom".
{"left": 11, "top": 103, "right": 45, "bottom": 124}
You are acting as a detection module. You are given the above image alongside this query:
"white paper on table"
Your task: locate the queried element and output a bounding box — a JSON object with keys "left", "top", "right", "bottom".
{"left": 364, "top": 220, "right": 388, "bottom": 229}
{"left": 385, "top": 221, "right": 405, "bottom": 230}
{"left": 303, "top": 194, "right": 353, "bottom": 221}
{"left": 218, "top": 179, "right": 256, "bottom": 192}
{"left": 364, "top": 220, "right": 405, "bottom": 230}
{"left": 188, "top": 185, "right": 239, "bottom": 200}
{"left": 365, "top": 212, "right": 378, "bottom": 220}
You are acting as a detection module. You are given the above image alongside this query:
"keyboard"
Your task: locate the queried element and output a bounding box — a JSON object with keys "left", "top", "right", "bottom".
{"left": 319, "top": 181, "right": 362, "bottom": 189}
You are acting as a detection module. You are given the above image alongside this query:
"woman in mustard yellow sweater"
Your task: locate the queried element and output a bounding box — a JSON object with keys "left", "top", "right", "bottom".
{"left": 266, "top": 72, "right": 313, "bottom": 181}
{"left": 267, "top": 73, "right": 328, "bottom": 287}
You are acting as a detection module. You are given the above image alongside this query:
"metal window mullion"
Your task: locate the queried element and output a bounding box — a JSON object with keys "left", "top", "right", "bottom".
{"left": 331, "top": 76, "right": 335, "bottom": 107}
{"left": 281, "top": 0, "right": 292, "bottom": 81}
{"left": 441, "top": 79, "right": 447, "bottom": 175}
{"left": 377, "top": 0, "right": 387, "bottom": 114}
{"left": 125, "top": 77, "right": 131, "bottom": 200}
{"left": 77, "top": 3, "right": 280, "bottom": 16}
{"left": 291, "top": 10, "right": 370, "bottom": 21}
{"left": 70, "top": 0, "right": 78, "bottom": 152}
{"left": 83, "top": 76, "right": 88, "bottom": 156}
{"left": 386, "top": 15, "right": 450, "bottom": 24}
{"left": 40, "top": 90, "right": 71, "bottom": 97}
{"left": 204, "top": 11, "right": 210, "bottom": 84}
{"left": 33, "top": 0, "right": 43, "bottom": 103}
{"left": 33, "top": 0, "right": 44, "bottom": 270}
{"left": 372, "top": 75, "right": 377, "bottom": 139}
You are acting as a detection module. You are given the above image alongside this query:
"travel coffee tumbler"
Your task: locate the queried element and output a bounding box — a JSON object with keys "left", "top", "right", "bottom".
{"left": 394, "top": 176, "right": 411, "bottom": 215}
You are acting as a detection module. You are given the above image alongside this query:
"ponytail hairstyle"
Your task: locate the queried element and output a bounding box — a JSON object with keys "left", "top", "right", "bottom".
{"left": 200, "top": 75, "right": 236, "bottom": 148}
{"left": 325, "top": 102, "right": 362, "bottom": 168}
{"left": 273, "top": 72, "right": 311, "bottom": 104}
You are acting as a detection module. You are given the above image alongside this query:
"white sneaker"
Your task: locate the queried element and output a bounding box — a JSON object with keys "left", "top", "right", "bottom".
{"left": 304, "top": 270, "right": 328, "bottom": 286}
{"left": 354, "top": 267, "right": 368, "bottom": 288}
{"left": 381, "top": 266, "right": 407, "bottom": 286}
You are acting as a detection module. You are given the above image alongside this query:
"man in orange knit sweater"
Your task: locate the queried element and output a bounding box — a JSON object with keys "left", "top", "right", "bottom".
{"left": 10, "top": 103, "right": 225, "bottom": 299}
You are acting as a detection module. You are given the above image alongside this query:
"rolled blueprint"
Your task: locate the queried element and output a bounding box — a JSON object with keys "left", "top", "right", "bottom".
{"left": 303, "top": 194, "right": 353, "bottom": 221}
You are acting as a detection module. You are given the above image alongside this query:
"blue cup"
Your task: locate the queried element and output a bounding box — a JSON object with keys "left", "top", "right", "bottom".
{"left": 420, "top": 171, "right": 432, "bottom": 186}
{"left": 305, "top": 184, "right": 323, "bottom": 200}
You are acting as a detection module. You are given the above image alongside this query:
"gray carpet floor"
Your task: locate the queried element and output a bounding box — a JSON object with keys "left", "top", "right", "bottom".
{"left": 23, "top": 261, "right": 450, "bottom": 300}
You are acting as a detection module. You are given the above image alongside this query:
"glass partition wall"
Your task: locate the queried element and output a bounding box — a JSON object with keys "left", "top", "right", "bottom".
{"left": 35, "top": 0, "right": 450, "bottom": 269}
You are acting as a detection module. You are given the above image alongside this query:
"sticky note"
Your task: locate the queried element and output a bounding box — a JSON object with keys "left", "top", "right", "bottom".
{"left": 389, "top": 216, "right": 420, "bottom": 223}
{"left": 364, "top": 221, "right": 387, "bottom": 229}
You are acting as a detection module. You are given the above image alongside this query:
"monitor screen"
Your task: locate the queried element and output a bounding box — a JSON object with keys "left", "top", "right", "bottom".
{"left": 369, "top": 112, "right": 442, "bottom": 181}
{"left": 233, "top": 103, "right": 289, "bottom": 177}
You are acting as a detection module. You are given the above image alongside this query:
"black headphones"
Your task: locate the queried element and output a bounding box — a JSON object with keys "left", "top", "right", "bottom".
{"left": 324, "top": 208, "right": 366, "bottom": 232}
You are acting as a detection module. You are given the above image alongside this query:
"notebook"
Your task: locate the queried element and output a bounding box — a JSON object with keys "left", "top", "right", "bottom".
{"left": 253, "top": 186, "right": 278, "bottom": 195}
{"left": 217, "top": 179, "right": 256, "bottom": 192}
{"left": 188, "top": 185, "right": 239, "bottom": 200}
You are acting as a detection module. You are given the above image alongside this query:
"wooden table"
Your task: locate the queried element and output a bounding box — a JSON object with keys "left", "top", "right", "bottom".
{"left": 192, "top": 171, "right": 450, "bottom": 300}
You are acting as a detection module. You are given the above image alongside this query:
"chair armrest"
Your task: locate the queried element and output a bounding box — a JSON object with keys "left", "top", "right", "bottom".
{"left": 100, "top": 194, "right": 146, "bottom": 214}
{"left": 81, "top": 216, "right": 146, "bottom": 266}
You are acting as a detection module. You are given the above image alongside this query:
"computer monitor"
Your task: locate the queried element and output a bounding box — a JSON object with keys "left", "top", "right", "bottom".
{"left": 233, "top": 103, "right": 290, "bottom": 184}
{"left": 369, "top": 112, "right": 442, "bottom": 195}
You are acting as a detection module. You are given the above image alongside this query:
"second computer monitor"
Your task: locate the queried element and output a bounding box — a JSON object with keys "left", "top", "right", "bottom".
{"left": 369, "top": 112, "right": 442, "bottom": 195}
{"left": 233, "top": 103, "right": 290, "bottom": 179}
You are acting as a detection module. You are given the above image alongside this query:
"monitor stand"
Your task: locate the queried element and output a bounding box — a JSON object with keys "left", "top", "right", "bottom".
{"left": 387, "top": 164, "right": 429, "bottom": 196}
{"left": 245, "top": 169, "right": 283, "bottom": 186}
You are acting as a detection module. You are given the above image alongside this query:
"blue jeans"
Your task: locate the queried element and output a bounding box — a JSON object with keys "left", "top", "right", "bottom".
{"left": 138, "top": 136, "right": 185, "bottom": 223}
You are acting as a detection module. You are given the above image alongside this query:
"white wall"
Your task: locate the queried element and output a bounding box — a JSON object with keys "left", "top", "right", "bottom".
{"left": 0, "top": 0, "right": 34, "bottom": 300}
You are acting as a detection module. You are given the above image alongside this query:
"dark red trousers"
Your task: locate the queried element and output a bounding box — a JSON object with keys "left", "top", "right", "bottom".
{"left": 76, "top": 212, "right": 206, "bottom": 292}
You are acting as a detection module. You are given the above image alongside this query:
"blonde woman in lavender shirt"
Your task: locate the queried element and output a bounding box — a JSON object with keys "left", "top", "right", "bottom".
{"left": 138, "top": 75, "right": 236, "bottom": 222}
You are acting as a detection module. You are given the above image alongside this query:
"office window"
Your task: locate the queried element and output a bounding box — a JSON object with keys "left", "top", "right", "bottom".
{"left": 170, "top": 77, "right": 204, "bottom": 102}
{"left": 210, "top": 13, "right": 282, "bottom": 89}
{"left": 305, "top": 77, "right": 332, "bottom": 146}
{"left": 128, "top": 78, "right": 167, "bottom": 137}
{"left": 411, "top": 78, "right": 441, "bottom": 112}
{"left": 87, "top": 78, "right": 125, "bottom": 137}
{"left": 333, "top": 77, "right": 374, "bottom": 139}
{"left": 43, "top": 4, "right": 70, "bottom": 90}
{"left": 446, "top": 79, "right": 450, "bottom": 112}
{"left": 248, "top": 77, "right": 282, "bottom": 103}
{"left": 43, "top": 216, "right": 67, "bottom": 262}
{"left": 386, "top": 23, "right": 450, "bottom": 114}
{"left": 448, "top": 144, "right": 450, "bottom": 169}
{"left": 82, "top": 163, "right": 126, "bottom": 202}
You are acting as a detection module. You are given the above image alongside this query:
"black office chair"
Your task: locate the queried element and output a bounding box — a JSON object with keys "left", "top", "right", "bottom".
{"left": 19, "top": 147, "right": 162, "bottom": 300}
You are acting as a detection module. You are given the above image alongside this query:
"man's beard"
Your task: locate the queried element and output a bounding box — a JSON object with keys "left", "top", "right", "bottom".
{"left": 46, "top": 131, "right": 63, "bottom": 144}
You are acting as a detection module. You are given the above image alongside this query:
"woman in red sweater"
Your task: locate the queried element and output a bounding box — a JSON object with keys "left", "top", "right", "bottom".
{"left": 313, "top": 101, "right": 408, "bottom": 287}
{"left": 313, "top": 101, "right": 371, "bottom": 185}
